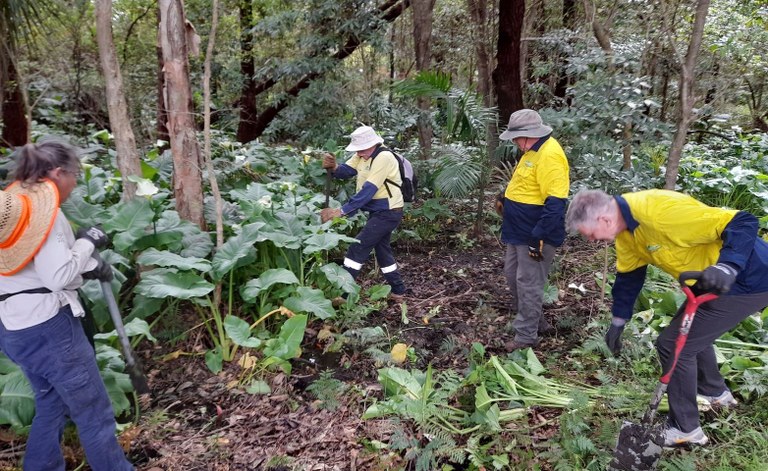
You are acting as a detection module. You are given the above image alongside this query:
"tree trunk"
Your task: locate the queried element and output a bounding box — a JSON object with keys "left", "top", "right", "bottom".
{"left": 236, "top": 0, "right": 259, "bottom": 143}
{"left": 493, "top": 0, "right": 525, "bottom": 122}
{"left": 468, "top": 0, "right": 494, "bottom": 109}
{"left": 1, "top": 57, "right": 28, "bottom": 147}
{"left": 664, "top": 0, "right": 710, "bottom": 190}
{"left": 159, "top": 0, "right": 205, "bottom": 228}
{"left": 156, "top": 6, "right": 169, "bottom": 148}
{"left": 412, "top": 0, "right": 435, "bottom": 159}
{"left": 95, "top": 0, "right": 142, "bottom": 200}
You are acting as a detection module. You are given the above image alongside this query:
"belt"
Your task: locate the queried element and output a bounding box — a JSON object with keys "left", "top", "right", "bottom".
{"left": 390, "top": 207, "right": 403, "bottom": 212}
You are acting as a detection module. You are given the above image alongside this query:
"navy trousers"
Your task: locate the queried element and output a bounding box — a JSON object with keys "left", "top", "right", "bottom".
{"left": 343, "top": 209, "right": 406, "bottom": 294}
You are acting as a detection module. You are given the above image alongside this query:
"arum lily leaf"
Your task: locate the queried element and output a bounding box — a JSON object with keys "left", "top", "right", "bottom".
{"left": 378, "top": 367, "right": 422, "bottom": 399}
{"left": 211, "top": 222, "right": 265, "bottom": 279}
{"left": 224, "top": 315, "right": 261, "bottom": 348}
{"left": 137, "top": 248, "right": 211, "bottom": 272}
{"left": 135, "top": 268, "right": 214, "bottom": 299}
{"left": 319, "top": 263, "right": 358, "bottom": 293}
{"left": 105, "top": 198, "right": 154, "bottom": 251}
{"left": 241, "top": 269, "right": 300, "bottom": 301}
{"left": 263, "top": 314, "right": 307, "bottom": 360}
{"left": 0, "top": 369, "right": 35, "bottom": 431}
{"left": 283, "top": 287, "right": 334, "bottom": 319}
{"left": 303, "top": 233, "right": 359, "bottom": 254}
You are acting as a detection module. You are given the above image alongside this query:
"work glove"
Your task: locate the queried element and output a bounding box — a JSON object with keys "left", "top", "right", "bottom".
{"left": 528, "top": 239, "right": 544, "bottom": 262}
{"left": 495, "top": 193, "right": 504, "bottom": 217}
{"left": 82, "top": 255, "right": 113, "bottom": 282}
{"left": 322, "top": 153, "right": 337, "bottom": 170}
{"left": 76, "top": 225, "right": 109, "bottom": 249}
{"left": 605, "top": 318, "right": 626, "bottom": 355}
{"left": 698, "top": 263, "right": 738, "bottom": 294}
{"left": 320, "top": 207, "right": 342, "bottom": 223}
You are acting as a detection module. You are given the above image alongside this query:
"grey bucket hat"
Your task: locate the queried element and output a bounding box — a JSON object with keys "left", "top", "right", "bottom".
{"left": 499, "top": 109, "right": 553, "bottom": 140}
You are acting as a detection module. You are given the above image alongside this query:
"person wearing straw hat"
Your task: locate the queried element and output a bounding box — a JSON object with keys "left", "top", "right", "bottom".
{"left": 318, "top": 125, "right": 408, "bottom": 301}
{"left": 0, "top": 141, "right": 133, "bottom": 470}
{"left": 496, "top": 109, "right": 570, "bottom": 351}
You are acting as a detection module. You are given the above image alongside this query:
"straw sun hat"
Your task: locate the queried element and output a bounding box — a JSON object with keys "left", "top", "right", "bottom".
{"left": 0, "top": 180, "right": 59, "bottom": 276}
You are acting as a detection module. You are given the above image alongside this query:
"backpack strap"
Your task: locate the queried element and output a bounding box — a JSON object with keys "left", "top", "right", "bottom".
{"left": 370, "top": 145, "right": 402, "bottom": 198}
{"left": 0, "top": 287, "right": 53, "bottom": 302}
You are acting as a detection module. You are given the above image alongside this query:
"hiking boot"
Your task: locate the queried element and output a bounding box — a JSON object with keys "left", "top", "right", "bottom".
{"left": 504, "top": 339, "right": 539, "bottom": 351}
{"left": 699, "top": 390, "right": 738, "bottom": 408}
{"left": 389, "top": 293, "right": 406, "bottom": 303}
{"left": 538, "top": 322, "right": 555, "bottom": 337}
{"left": 663, "top": 425, "right": 709, "bottom": 447}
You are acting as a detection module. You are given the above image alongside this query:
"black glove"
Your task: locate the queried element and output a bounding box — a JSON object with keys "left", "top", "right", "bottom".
{"left": 698, "top": 263, "right": 738, "bottom": 294}
{"left": 528, "top": 239, "right": 544, "bottom": 262}
{"left": 83, "top": 255, "right": 113, "bottom": 282}
{"left": 76, "top": 225, "right": 109, "bottom": 249}
{"left": 605, "top": 323, "right": 625, "bottom": 355}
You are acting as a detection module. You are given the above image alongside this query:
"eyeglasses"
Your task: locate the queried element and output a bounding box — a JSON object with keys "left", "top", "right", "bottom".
{"left": 62, "top": 168, "right": 82, "bottom": 179}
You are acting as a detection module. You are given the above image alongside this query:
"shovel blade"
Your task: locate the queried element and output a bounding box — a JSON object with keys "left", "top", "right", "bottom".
{"left": 607, "top": 421, "right": 664, "bottom": 471}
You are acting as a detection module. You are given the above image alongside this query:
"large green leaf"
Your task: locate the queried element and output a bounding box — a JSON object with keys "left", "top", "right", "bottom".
{"left": 283, "top": 287, "right": 334, "bottom": 319}
{"left": 61, "top": 193, "right": 108, "bottom": 228}
{"left": 95, "top": 318, "right": 158, "bottom": 343}
{"left": 0, "top": 370, "right": 35, "bottom": 431}
{"left": 303, "top": 233, "right": 359, "bottom": 254}
{"left": 137, "top": 248, "right": 212, "bottom": 272}
{"left": 377, "top": 367, "right": 423, "bottom": 399}
{"left": 223, "top": 315, "right": 262, "bottom": 348}
{"left": 135, "top": 268, "right": 214, "bottom": 299}
{"left": 263, "top": 314, "right": 307, "bottom": 360}
{"left": 319, "top": 263, "right": 358, "bottom": 293}
{"left": 211, "top": 222, "right": 265, "bottom": 280}
{"left": 241, "top": 268, "right": 300, "bottom": 301}
{"left": 104, "top": 198, "right": 155, "bottom": 251}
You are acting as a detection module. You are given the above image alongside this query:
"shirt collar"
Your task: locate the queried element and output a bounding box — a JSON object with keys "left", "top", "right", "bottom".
{"left": 529, "top": 134, "right": 551, "bottom": 152}
{"left": 614, "top": 195, "right": 639, "bottom": 233}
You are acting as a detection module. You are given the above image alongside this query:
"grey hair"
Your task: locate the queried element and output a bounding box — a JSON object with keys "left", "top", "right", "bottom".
{"left": 13, "top": 139, "right": 81, "bottom": 185}
{"left": 565, "top": 189, "right": 615, "bottom": 233}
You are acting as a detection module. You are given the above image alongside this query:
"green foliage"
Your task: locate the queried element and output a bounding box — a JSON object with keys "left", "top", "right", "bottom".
{"left": 306, "top": 371, "right": 347, "bottom": 411}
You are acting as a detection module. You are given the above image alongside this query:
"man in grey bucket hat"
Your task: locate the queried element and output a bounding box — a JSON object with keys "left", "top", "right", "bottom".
{"left": 496, "top": 109, "right": 570, "bottom": 351}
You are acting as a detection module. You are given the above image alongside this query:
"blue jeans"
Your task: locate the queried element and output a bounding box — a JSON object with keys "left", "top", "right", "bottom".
{"left": 0, "top": 306, "right": 133, "bottom": 471}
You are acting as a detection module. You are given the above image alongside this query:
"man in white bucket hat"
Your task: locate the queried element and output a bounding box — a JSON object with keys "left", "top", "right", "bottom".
{"left": 496, "top": 109, "right": 570, "bottom": 350}
{"left": 319, "top": 126, "right": 408, "bottom": 300}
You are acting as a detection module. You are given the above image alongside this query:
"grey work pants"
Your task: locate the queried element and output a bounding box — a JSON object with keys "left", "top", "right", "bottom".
{"left": 503, "top": 243, "right": 556, "bottom": 344}
{"left": 657, "top": 291, "right": 768, "bottom": 432}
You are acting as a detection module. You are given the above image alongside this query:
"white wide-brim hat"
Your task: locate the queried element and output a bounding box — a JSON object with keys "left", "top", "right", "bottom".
{"left": 499, "top": 109, "right": 553, "bottom": 140}
{"left": 0, "top": 180, "right": 59, "bottom": 276}
{"left": 345, "top": 126, "right": 384, "bottom": 152}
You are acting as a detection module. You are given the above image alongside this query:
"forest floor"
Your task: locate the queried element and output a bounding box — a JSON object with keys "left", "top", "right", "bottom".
{"left": 0, "top": 233, "right": 610, "bottom": 471}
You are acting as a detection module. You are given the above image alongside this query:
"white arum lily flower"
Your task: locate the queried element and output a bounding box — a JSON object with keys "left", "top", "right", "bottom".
{"left": 135, "top": 179, "right": 159, "bottom": 197}
{"left": 258, "top": 195, "right": 272, "bottom": 208}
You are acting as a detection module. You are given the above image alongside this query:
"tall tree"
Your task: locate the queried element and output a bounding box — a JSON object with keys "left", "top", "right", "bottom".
{"left": 665, "top": 0, "right": 711, "bottom": 189}
{"left": 236, "top": 0, "right": 259, "bottom": 143}
{"left": 95, "top": 0, "right": 142, "bottom": 200}
{"left": 240, "top": 0, "right": 410, "bottom": 138}
{"left": 0, "top": 0, "right": 53, "bottom": 146}
{"left": 158, "top": 0, "right": 205, "bottom": 228}
{"left": 412, "top": 0, "right": 436, "bottom": 159}
{"left": 493, "top": 0, "right": 525, "bottom": 122}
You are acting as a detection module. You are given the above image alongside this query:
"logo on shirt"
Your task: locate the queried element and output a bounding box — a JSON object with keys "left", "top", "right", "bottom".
{"left": 525, "top": 161, "right": 534, "bottom": 168}
{"left": 646, "top": 244, "right": 661, "bottom": 252}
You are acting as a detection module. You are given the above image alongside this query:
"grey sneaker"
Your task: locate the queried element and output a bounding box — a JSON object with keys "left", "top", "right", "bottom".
{"left": 663, "top": 425, "right": 709, "bottom": 447}
{"left": 700, "top": 390, "right": 738, "bottom": 408}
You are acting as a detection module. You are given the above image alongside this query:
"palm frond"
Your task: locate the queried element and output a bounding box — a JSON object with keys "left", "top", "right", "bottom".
{"left": 432, "top": 145, "right": 483, "bottom": 198}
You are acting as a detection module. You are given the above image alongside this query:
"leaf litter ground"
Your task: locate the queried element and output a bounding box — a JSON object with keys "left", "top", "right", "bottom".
{"left": 0, "top": 234, "right": 608, "bottom": 470}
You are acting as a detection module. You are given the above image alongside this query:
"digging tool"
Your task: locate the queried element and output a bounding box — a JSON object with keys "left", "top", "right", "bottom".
{"left": 607, "top": 271, "right": 718, "bottom": 471}
{"left": 325, "top": 167, "right": 332, "bottom": 208}
{"left": 100, "top": 278, "right": 151, "bottom": 395}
